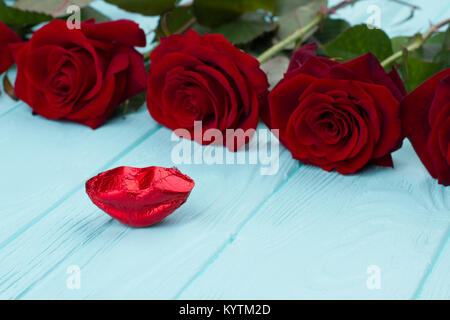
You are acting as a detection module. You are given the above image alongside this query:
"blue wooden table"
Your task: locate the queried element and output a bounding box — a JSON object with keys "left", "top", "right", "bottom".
{"left": 1, "top": 0, "right": 449, "bottom": 300}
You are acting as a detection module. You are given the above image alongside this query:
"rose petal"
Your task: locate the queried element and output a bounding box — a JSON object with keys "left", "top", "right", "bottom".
{"left": 401, "top": 69, "right": 450, "bottom": 178}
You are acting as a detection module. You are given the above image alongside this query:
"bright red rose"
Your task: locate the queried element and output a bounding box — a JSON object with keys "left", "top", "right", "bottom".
{"left": 265, "top": 44, "right": 406, "bottom": 174}
{"left": 10, "top": 19, "right": 147, "bottom": 129}
{"left": 401, "top": 68, "right": 450, "bottom": 186}
{"left": 147, "top": 30, "right": 269, "bottom": 151}
{"left": 0, "top": 22, "right": 21, "bottom": 74}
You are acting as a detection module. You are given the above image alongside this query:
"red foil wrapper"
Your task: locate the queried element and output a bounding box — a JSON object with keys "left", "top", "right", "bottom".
{"left": 86, "top": 166, "right": 195, "bottom": 227}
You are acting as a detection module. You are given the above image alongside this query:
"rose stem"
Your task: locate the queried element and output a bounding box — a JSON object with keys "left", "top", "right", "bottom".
{"left": 381, "top": 18, "right": 450, "bottom": 68}
{"left": 143, "top": 50, "right": 151, "bottom": 61}
{"left": 141, "top": 16, "right": 197, "bottom": 63}
{"left": 256, "top": 0, "right": 358, "bottom": 64}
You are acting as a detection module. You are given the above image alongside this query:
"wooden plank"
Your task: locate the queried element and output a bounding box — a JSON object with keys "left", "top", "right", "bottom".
{"left": 0, "top": 3, "right": 161, "bottom": 246}
{"left": 415, "top": 232, "right": 450, "bottom": 300}
{"left": 0, "top": 106, "right": 159, "bottom": 247}
{"left": 177, "top": 141, "right": 450, "bottom": 299}
{"left": 1, "top": 0, "right": 448, "bottom": 300}
{"left": 0, "top": 126, "right": 299, "bottom": 299}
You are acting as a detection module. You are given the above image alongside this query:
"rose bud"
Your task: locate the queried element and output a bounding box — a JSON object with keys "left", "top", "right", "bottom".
{"left": 86, "top": 166, "right": 195, "bottom": 227}
{"left": 401, "top": 68, "right": 450, "bottom": 186}
{"left": 10, "top": 19, "right": 147, "bottom": 129}
{"left": 264, "top": 43, "right": 406, "bottom": 174}
{"left": 147, "top": 30, "right": 269, "bottom": 151}
{"left": 0, "top": 22, "right": 21, "bottom": 75}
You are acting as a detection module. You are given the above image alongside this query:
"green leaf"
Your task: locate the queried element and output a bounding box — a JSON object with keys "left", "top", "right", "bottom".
{"left": 323, "top": 24, "right": 393, "bottom": 61}
{"left": 434, "top": 27, "right": 450, "bottom": 68}
{"left": 391, "top": 32, "right": 448, "bottom": 64}
{"left": 194, "top": 0, "right": 275, "bottom": 28}
{"left": 274, "top": 0, "right": 320, "bottom": 15}
{"left": 391, "top": 36, "right": 410, "bottom": 53}
{"left": 314, "top": 18, "right": 350, "bottom": 44}
{"left": 260, "top": 55, "right": 290, "bottom": 89}
{"left": 155, "top": 5, "right": 195, "bottom": 40}
{"left": 193, "top": 11, "right": 277, "bottom": 45}
{"left": 276, "top": 0, "right": 326, "bottom": 48}
{"left": 104, "top": 0, "right": 177, "bottom": 16}
{"left": 13, "top": 0, "right": 93, "bottom": 17}
{"left": 80, "top": 6, "right": 111, "bottom": 22}
{"left": 0, "top": 0, "right": 52, "bottom": 26}
{"left": 114, "top": 91, "right": 147, "bottom": 117}
{"left": 404, "top": 57, "right": 441, "bottom": 92}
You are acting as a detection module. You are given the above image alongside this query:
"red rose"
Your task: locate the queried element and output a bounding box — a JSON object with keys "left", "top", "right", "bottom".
{"left": 0, "top": 22, "right": 21, "bottom": 74}
{"left": 147, "top": 30, "right": 269, "bottom": 150}
{"left": 401, "top": 68, "right": 450, "bottom": 186}
{"left": 10, "top": 20, "right": 147, "bottom": 129}
{"left": 264, "top": 44, "right": 406, "bottom": 174}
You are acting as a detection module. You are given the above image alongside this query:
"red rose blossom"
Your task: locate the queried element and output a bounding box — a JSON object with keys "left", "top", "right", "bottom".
{"left": 147, "top": 30, "right": 269, "bottom": 151}
{"left": 401, "top": 68, "right": 450, "bottom": 186}
{"left": 10, "top": 19, "right": 147, "bottom": 129}
{"left": 264, "top": 43, "right": 406, "bottom": 174}
{"left": 86, "top": 166, "right": 195, "bottom": 227}
{"left": 0, "top": 22, "right": 21, "bottom": 75}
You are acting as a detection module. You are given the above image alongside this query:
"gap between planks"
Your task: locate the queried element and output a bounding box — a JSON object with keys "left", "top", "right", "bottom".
{"left": 413, "top": 226, "right": 450, "bottom": 299}
{"left": 0, "top": 102, "right": 22, "bottom": 118}
{"left": 0, "top": 124, "right": 162, "bottom": 252}
{"left": 173, "top": 163, "right": 302, "bottom": 300}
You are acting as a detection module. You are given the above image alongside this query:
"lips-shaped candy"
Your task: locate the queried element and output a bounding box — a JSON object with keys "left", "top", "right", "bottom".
{"left": 86, "top": 166, "right": 195, "bottom": 227}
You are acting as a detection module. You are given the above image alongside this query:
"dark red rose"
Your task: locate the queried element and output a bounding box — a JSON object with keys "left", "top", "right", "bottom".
{"left": 264, "top": 44, "right": 406, "bottom": 174}
{"left": 401, "top": 68, "right": 450, "bottom": 186}
{"left": 147, "top": 30, "right": 269, "bottom": 150}
{"left": 0, "top": 22, "right": 21, "bottom": 74}
{"left": 86, "top": 166, "right": 195, "bottom": 227}
{"left": 10, "top": 19, "right": 147, "bottom": 129}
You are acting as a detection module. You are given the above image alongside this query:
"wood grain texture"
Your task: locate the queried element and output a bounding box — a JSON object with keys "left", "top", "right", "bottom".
{"left": 0, "top": 0, "right": 449, "bottom": 300}
{"left": 0, "top": 126, "right": 298, "bottom": 299}
{"left": 416, "top": 231, "right": 450, "bottom": 299}
{"left": 0, "top": 105, "right": 159, "bottom": 246}
{"left": 178, "top": 141, "right": 450, "bottom": 299}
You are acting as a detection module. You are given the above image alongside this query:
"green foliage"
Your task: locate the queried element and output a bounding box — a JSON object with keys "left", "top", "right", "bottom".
{"left": 155, "top": 5, "right": 195, "bottom": 40}
{"left": 260, "top": 55, "right": 290, "bottom": 88}
{"left": 13, "top": 0, "right": 93, "bottom": 17}
{"left": 274, "top": 0, "right": 318, "bottom": 15}
{"left": 3, "top": 0, "right": 450, "bottom": 96}
{"left": 323, "top": 25, "right": 393, "bottom": 62}
{"left": 80, "top": 6, "right": 111, "bottom": 22}
{"left": 193, "top": 0, "right": 274, "bottom": 28}
{"left": 194, "top": 11, "right": 277, "bottom": 45}
{"left": 433, "top": 27, "right": 450, "bottom": 68}
{"left": 314, "top": 18, "right": 350, "bottom": 44}
{"left": 403, "top": 57, "right": 442, "bottom": 92}
{"left": 392, "top": 34, "right": 445, "bottom": 62}
{"left": 104, "top": 0, "right": 177, "bottom": 16}
{"left": 276, "top": 0, "right": 326, "bottom": 47}
{"left": 114, "top": 91, "right": 147, "bottom": 117}
{"left": 391, "top": 28, "right": 449, "bottom": 92}
{"left": 0, "top": 0, "right": 52, "bottom": 26}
